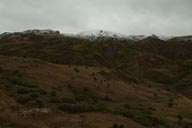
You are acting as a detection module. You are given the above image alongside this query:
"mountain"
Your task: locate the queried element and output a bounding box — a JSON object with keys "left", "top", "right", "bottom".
{"left": 0, "top": 29, "right": 174, "bottom": 41}
{"left": 77, "top": 30, "right": 129, "bottom": 40}
{"left": 77, "top": 30, "right": 174, "bottom": 41}
{"left": 0, "top": 29, "right": 192, "bottom": 128}
{"left": 169, "top": 35, "right": 192, "bottom": 42}
{"left": 77, "top": 30, "right": 147, "bottom": 41}
{"left": 0, "top": 29, "right": 60, "bottom": 40}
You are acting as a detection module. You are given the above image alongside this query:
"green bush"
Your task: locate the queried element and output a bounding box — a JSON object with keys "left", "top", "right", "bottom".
{"left": 112, "top": 123, "right": 119, "bottom": 128}
{"left": 16, "top": 95, "right": 32, "bottom": 104}
{"left": 30, "top": 92, "right": 39, "bottom": 98}
{"left": 93, "top": 103, "right": 108, "bottom": 112}
{"left": 185, "top": 123, "right": 192, "bottom": 128}
{"left": 123, "top": 111, "right": 165, "bottom": 126}
{"left": 49, "top": 97, "right": 62, "bottom": 103}
{"left": 37, "top": 89, "right": 47, "bottom": 95}
{"left": 182, "top": 60, "right": 192, "bottom": 74}
{"left": 36, "top": 99, "right": 44, "bottom": 108}
{"left": 17, "top": 89, "right": 31, "bottom": 94}
{"left": 62, "top": 97, "right": 76, "bottom": 103}
{"left": 58, "top": 104, "right": 91, "bottom": 113}
{"left": 7, "top": 77, "right": 37, "bottom": 88}
{"left": 122, "top": 105, "right": 167, "bottom": 127}
{"left": 50, "top": 90, "right": 57, "bottom": 96}
{"left": 75, "top": 95, "right": 98, "bottom": 102}
{"left": 52, "top": 86, "right": 62, "bottom": 92}
{"left": 47, "top": 38, "right": 63, "bottom": 43}
{"left": 58, "top": 103, "right": 108, "bottom": 113}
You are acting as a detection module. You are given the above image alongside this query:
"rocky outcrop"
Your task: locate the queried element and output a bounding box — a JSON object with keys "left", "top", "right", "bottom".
{"left": 0, "top": 29, "right": 60, "bottom": 39}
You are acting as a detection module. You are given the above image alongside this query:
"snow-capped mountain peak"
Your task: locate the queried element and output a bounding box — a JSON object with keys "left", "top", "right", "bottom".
{"left": 77, "top": 30, "right": 129, "bottom": 40}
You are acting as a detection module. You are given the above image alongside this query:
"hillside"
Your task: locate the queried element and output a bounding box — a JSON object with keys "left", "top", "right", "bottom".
{"left": 0, "top": 30, "right": 192, "bottom": 128}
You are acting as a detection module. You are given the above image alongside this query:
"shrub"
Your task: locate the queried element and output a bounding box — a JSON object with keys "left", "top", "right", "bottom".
{"left": 37, "top": 89, "right": 47, "bottom": 95}
{"left": 67, "top": 84, "right": 73, "bottom": 89}
{"left": 58, "top": 103, "right": 108, "bottom": 113}
{"left": 50, "top": 90, "right": 57, "bottom": 96}
{"left": 185, "top": 123, "right": 192, "bottom": 128}
{"left": 93, "top": 103, "right": 108, "bottom": 112}
{"left": 91, "top": 72, "right": 95, "bottom": 76}
{"left": 134, "top": 115, "right": 165, "bottom": 126}
{"left": 58, "top": 104, "right": 91, "bottom": 113}
{"left": 93, "top": 77, "right": 97, "bottom": 81}
{"left": 52, "top": 86, "right": 62, "bottom": 92}
{"left": 122, "top": 105, "right": 166, "bottom": 127}
{"left": 112, "top": 123, "right": 119, "bottom": 128}
{"left": 17, "top": 89, "right": 31, "bottom": 94}
{"left": 107, "top": 83, "right": 111, "bottom": 88}
{"left": 47, "top": 38, "right": 62, "bottom": 43}
{"left": 75, "top": 95, "right": 91, "bottom": 102}
{"left": 182, "top": 60, "right": 192, "bottom": 74}
{"left": 83, "top": 87, "right": 88, "bottom": 92}
{"left": 49, "top": 97, "right": 62, "bottom": 103}
{"left": 62, "top": 97, "right": 76, "bottom": 103}
{"left": 36, "top": 99, "right": 44, "bottom": 108}
{"left": 104, "top": 95, "right": 112, "bottom": 101}
{"left": 177, "top": 114, "right": 183, "bottom": 124}
{"left": 74, "top": 67, "right": 80, "bottom": 73}
{"left": 119, "top": 124, "right": 125, "bottom": 128}
{"left": 30, "top": 92, "right": 39, "bottom": 98}
{"left": 168, "top": 99, "right": 175, "bottom": 108}
{"left": 7, "top": 77, "right": 37, "bottom": 88}
{"left": 16, "top": 95, "right": 32, "bottom": 104}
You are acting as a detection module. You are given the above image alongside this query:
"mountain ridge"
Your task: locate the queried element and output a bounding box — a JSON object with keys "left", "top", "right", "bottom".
{"left": 0, "top": 29, "right": 177, "bottom": 41}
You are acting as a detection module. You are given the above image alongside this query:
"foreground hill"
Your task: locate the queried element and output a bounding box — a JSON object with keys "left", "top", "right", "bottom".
{"left": 0, "top": 30, "right": 192, "bottom": 128}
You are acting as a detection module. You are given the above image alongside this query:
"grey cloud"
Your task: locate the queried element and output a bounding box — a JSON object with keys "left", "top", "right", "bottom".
{"left": 0, "top": 0, "right": 192, "bottom": 35}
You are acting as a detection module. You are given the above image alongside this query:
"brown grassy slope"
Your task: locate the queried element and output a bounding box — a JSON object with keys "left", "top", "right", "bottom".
{"left": 0, "top": 35, "right": 183, "bottom": 86}
{"left": 0, "top": 55, "right": 192, "bottom": 128}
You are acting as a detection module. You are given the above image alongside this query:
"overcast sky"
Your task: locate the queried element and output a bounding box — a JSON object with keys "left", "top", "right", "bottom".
{"left": 0, "top": 0, "right": 192, "bottom": 36}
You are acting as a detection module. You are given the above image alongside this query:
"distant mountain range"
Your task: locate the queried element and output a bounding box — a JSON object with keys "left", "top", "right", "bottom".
{"left": 0, "top": 29, "right": 179, "bottom": 41}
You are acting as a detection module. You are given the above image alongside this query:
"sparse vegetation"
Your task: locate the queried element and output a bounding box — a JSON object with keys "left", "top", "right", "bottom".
{"left": 16, "top": 95, "right": 32, "bottom": 104}
{"left": 62, "top": 97, "right": 76, "bottom": 103}
{"left": 58, "top": 103, "right": 108, "bottom": 113}
{"left": 112, "top": 124, "right": 125, "bottom": 128}
{"left": 0, "top": 32, "right": 192, "bottom": 128}
{"left": 7, "top": 77, "right": 37, "bottom": 88}
{"left": 49, "top": 97, "right": 62, "bottom": 103}
{"left": 17, "top": 89, "right": 31, "bottom": 94}
{"left": 50, "top": 90, "right": 57, "bottom": 97}
{"left": 36, "top": 99, "right": 44, "bottom": 108}
{"left": 30, "top": 92, "right": 39, "bottom": 98}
